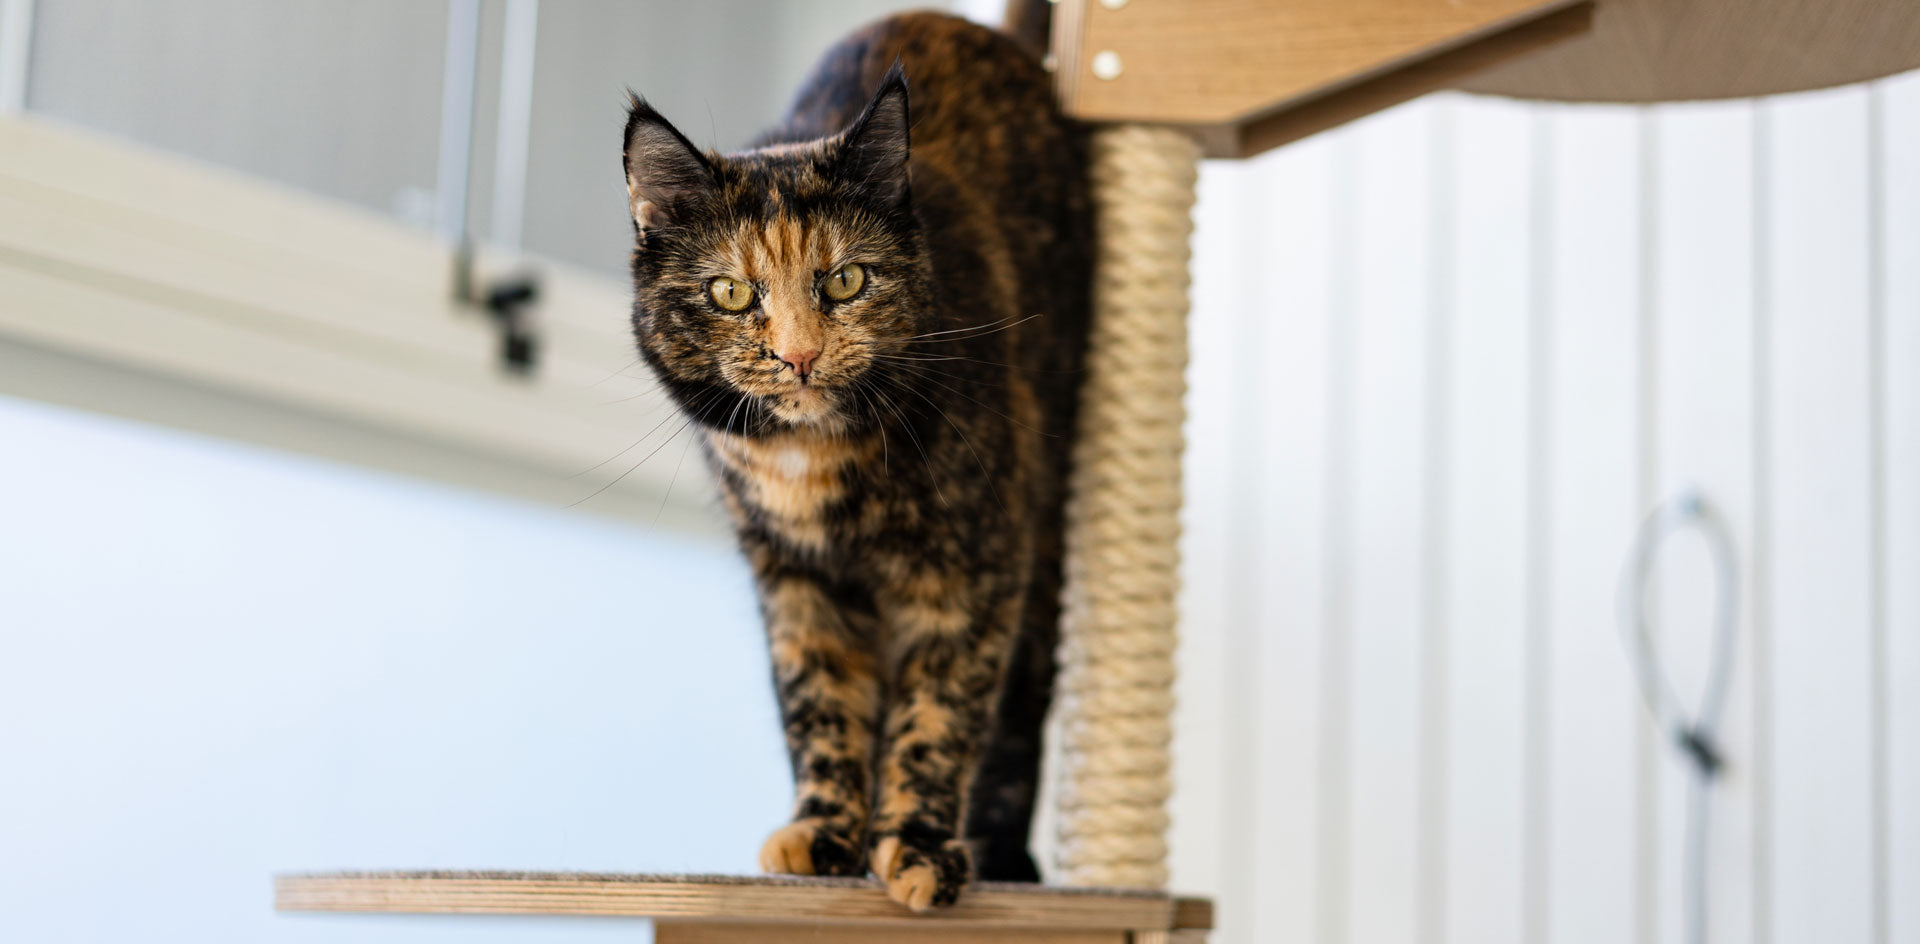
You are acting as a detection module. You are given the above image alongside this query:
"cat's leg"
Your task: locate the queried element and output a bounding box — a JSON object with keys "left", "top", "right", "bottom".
{"left": 965, "top": 517, "right": 1062, "bottom": 883}
{"left": 869, "top": 578, "right": 1021, "bottom": 910}
{"left": 754, "top": 562, "right": 881, "bottom": 878}
{"left": 964, "top": 615, "right": 1052, "bottom": 882}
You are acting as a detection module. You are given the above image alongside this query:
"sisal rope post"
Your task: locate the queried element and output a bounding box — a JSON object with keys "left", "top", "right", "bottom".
{"left": 1054, "top": 124, "right": 1201, "bottom": 890}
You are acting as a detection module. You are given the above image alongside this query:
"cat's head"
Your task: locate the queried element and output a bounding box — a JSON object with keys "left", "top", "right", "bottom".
{"left": 622, "top": 67, "right": 925, "bottom": 435}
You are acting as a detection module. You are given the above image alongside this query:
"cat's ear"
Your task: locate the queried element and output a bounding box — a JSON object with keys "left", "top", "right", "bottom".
{"left": 623, "top": 94, "right": 716, "bottom": 234}
{"left": 836, "top": 63, "right": 911, "bottom": 208}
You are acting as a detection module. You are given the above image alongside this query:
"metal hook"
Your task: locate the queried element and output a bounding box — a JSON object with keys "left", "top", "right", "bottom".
{"left": 1618, "top": 487, "right": 1740, "bottom": 774}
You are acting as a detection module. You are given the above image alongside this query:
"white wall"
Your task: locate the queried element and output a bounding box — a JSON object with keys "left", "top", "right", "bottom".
{"left": 1173, "top": 73, "right": 1920, "bottom": 944}
{"left": 0, "top": 396, "right": 785, "bottom": 943}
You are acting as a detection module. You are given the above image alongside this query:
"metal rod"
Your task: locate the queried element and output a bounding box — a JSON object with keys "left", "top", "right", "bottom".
{"left": 0, "top": 0, "right": 35, "bottom": 113}
{"left": 435, "top": 0, "right": 482, "bottom": 275}
{"left": 490, "top": 0, "right": 538, "bottom": 252}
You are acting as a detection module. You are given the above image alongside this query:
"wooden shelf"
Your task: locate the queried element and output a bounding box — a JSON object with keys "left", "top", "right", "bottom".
{"left": 1050, "top": 0, "right": 1592, "bottom": 156}
{"left": 276, "top": 871, "right": 1213, "bottom": 943}
{"left": 1051, "top": 0, "right": 1920, "bottom": 157}
{"left": 1462, "top": 0, "right": 1920, "bottom": 103}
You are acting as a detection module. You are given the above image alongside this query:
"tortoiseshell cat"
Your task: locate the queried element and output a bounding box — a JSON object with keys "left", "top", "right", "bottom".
{"left": 620, "top": 11, "right": 1089, "bottom": 910}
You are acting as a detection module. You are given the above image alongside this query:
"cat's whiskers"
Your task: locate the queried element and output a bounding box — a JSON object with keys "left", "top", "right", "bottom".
{"left": 657, "top": 393, "right": 730, "bottom": 524}
{"left": 750, "top": 394, "right": 771, "bottom": 439}
{"left": 850, "top": 377, "right": 891, "bottom": 474}
{"left": 889, "top": 361, "right": 1053, "bottom": 437}
{"left": 876, "top": 369, "right": 1004, "bottom": 513}
{"left": 569, "top": 411, "right": 699, "bottom": 508}
{"left": 875, "top": 351, "right": 1070, "bottom": 376}
{"left": 587, "top": 354, "right": 646, "bottom": 387}
{"left": 573, "top": 386, "right": 724, "bottom": 479}
{"left": 721, "top": 390, "right": 751, "bottom": 443}
{"left": 865, "top": 369, "right": 948, "bottom": 507}
{"left": 599, "top": 388, "right": 678, "bottom": 408}
{"left": 572, "top": 385, "right": 738, "bottom": 508}
{"left": 904, "top": 312, "right": 1037, "bottom": 342}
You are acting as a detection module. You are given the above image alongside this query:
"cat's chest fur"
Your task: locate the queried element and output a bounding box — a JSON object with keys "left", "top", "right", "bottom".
{"left": 706, "top": 429, "right": 882, "bottom": 554}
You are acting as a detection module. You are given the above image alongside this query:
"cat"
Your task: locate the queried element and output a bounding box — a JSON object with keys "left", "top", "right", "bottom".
{"left": 620, "top": 10, "right": 1090, "bottom": 911}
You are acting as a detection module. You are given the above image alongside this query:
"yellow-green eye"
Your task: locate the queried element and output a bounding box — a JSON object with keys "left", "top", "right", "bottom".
{"left": 823, "top": 263, "right": 866, "bottom": 301}
{"left": 709, "top": 277, "right": 755, "bottom": 312}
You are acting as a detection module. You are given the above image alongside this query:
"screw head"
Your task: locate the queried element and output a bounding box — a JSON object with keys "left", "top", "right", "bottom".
{"left": 1091, "top": 50, "right": 1123, "bottom": 80}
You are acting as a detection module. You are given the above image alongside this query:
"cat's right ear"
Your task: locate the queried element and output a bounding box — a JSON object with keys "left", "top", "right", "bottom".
{"left": 623, "top": 94, "right": 716, "bottom": 234}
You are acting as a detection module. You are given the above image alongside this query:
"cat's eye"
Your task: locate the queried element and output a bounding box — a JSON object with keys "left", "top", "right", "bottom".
{"left": 823, "top": 263, "right": 866, "bottom": 301}
{"left": 709, "top": 277, "right": 755, "bottom": 312}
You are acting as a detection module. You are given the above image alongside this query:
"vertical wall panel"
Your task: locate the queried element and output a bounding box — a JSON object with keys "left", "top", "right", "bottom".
{"left": 1315, "top": 129, "right": 1363, "bottom": 944}
{"left": 1249, "top": 133, "right": 1341, "bottom": 944}
{"left": 1762, "top": 87, "right": 1878, "bottom": 944}
{"left": 1542, "top": 104, "right": 1643, "bottom": 944}
{"left": 1342, "top": 103, "right": 1436, "bottom": 944}
{"left": 1522, "top": 110, "right": 1554, "bottom": 944}
{"left": 1648, "top": 100, "right": 1761, "bottom": 944}
{"left": 1173, "top": 159, "right": 1253, "bottom": 926}
{"left": 1417, "top": 100, "right": 1457, "bottom": 944}
{"left": 1441, "top": 95, "right": 1535, "bottom": 944}
{"left": 1880, "top": 68, "right": 1920, "bottom": 944}
{"left": 1178, "top": 137, "right": 1344, "bottom": 944}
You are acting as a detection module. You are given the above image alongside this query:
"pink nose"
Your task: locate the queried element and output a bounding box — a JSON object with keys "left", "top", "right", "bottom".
{"left": 779, "top": 349, "right": 821, "bottom": 379}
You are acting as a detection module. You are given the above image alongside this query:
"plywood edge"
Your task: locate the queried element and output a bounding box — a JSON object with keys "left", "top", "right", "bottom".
{"left": 1459, "top": 0, "right": 1920, "bottom": 102}
{"left": 1049, "top": 0, "right": 1090, "bottom": 127}
{"left": 1170, "top": 897, "right": 1213, "bottom": 930}
{"left": 1198, "top": 1, "right": 1595, "bottom": 157}
{"left": 275, "top": 872, "right": 1195, "bottom": 932}
{"left": 657, "top": 925, "right": 1129, "bottom": 944}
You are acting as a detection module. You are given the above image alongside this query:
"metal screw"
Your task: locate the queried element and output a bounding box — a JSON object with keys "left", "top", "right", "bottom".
{"left": 1091, "top": 50, "right": 1123, "bottom": 80}
{"left": 1100, "top": 0, "right": 1128, "bottom": 8}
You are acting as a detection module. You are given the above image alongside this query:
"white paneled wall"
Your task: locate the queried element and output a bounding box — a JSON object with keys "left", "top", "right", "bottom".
{"left": 1174, "top": 72, "right": 1920, "bottom": 944}
{"left": 1887, "top": 71, "right": 1920, "bottom": 944}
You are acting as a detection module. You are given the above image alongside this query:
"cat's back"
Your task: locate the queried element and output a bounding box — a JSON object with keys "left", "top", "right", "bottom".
{"left": 768, "top": 12, "right": 1076, "bottom": 197}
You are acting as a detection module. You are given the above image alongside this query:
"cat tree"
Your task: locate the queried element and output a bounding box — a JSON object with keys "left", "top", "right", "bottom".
{"left": 277, "top": 1, "right": 1919, "bottom": 940}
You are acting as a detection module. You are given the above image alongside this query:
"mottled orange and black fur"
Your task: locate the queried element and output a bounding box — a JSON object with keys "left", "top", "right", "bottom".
{"left": 621, "top": 12, "right": 1089, "bottom": 911}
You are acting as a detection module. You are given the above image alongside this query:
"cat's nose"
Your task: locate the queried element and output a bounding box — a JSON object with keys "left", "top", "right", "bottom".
{"left": 778, "top": 349, "right": 821, "bottom": 380}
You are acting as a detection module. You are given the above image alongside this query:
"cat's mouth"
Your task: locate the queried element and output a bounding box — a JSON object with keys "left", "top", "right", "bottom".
{"left": 766, "top": 384, "right": 839, "bottom": 426}
{"left": 721, "top": 356, "right": 867, "bottom": 430}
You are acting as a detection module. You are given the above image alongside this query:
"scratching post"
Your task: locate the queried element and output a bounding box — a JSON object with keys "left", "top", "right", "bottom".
{"left": 1054, "top": 123, "right": 1201, "bottom": 890}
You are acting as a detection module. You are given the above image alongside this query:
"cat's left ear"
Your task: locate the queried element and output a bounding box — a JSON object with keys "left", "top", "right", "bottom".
{"left": 623, "top": 94, "right": 717, "bottom": 234}
{"left": 836, "top": 63, "right": 911, "bottom": 208}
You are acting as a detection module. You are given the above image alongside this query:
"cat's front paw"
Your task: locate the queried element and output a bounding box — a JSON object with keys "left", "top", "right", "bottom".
{"left": 871, "top": 830, "right": 972, "bottom": 911}
{"left": 759, "top": 818, "right": 866, "bottom": 877}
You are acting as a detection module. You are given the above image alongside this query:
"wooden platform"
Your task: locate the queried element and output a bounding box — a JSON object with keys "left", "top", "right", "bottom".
{"left": 1049, "top": 0, "right": 1920, "bottom": 156}
{"left": 275, "top": 872, "right": 1213, "bottom": 943}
